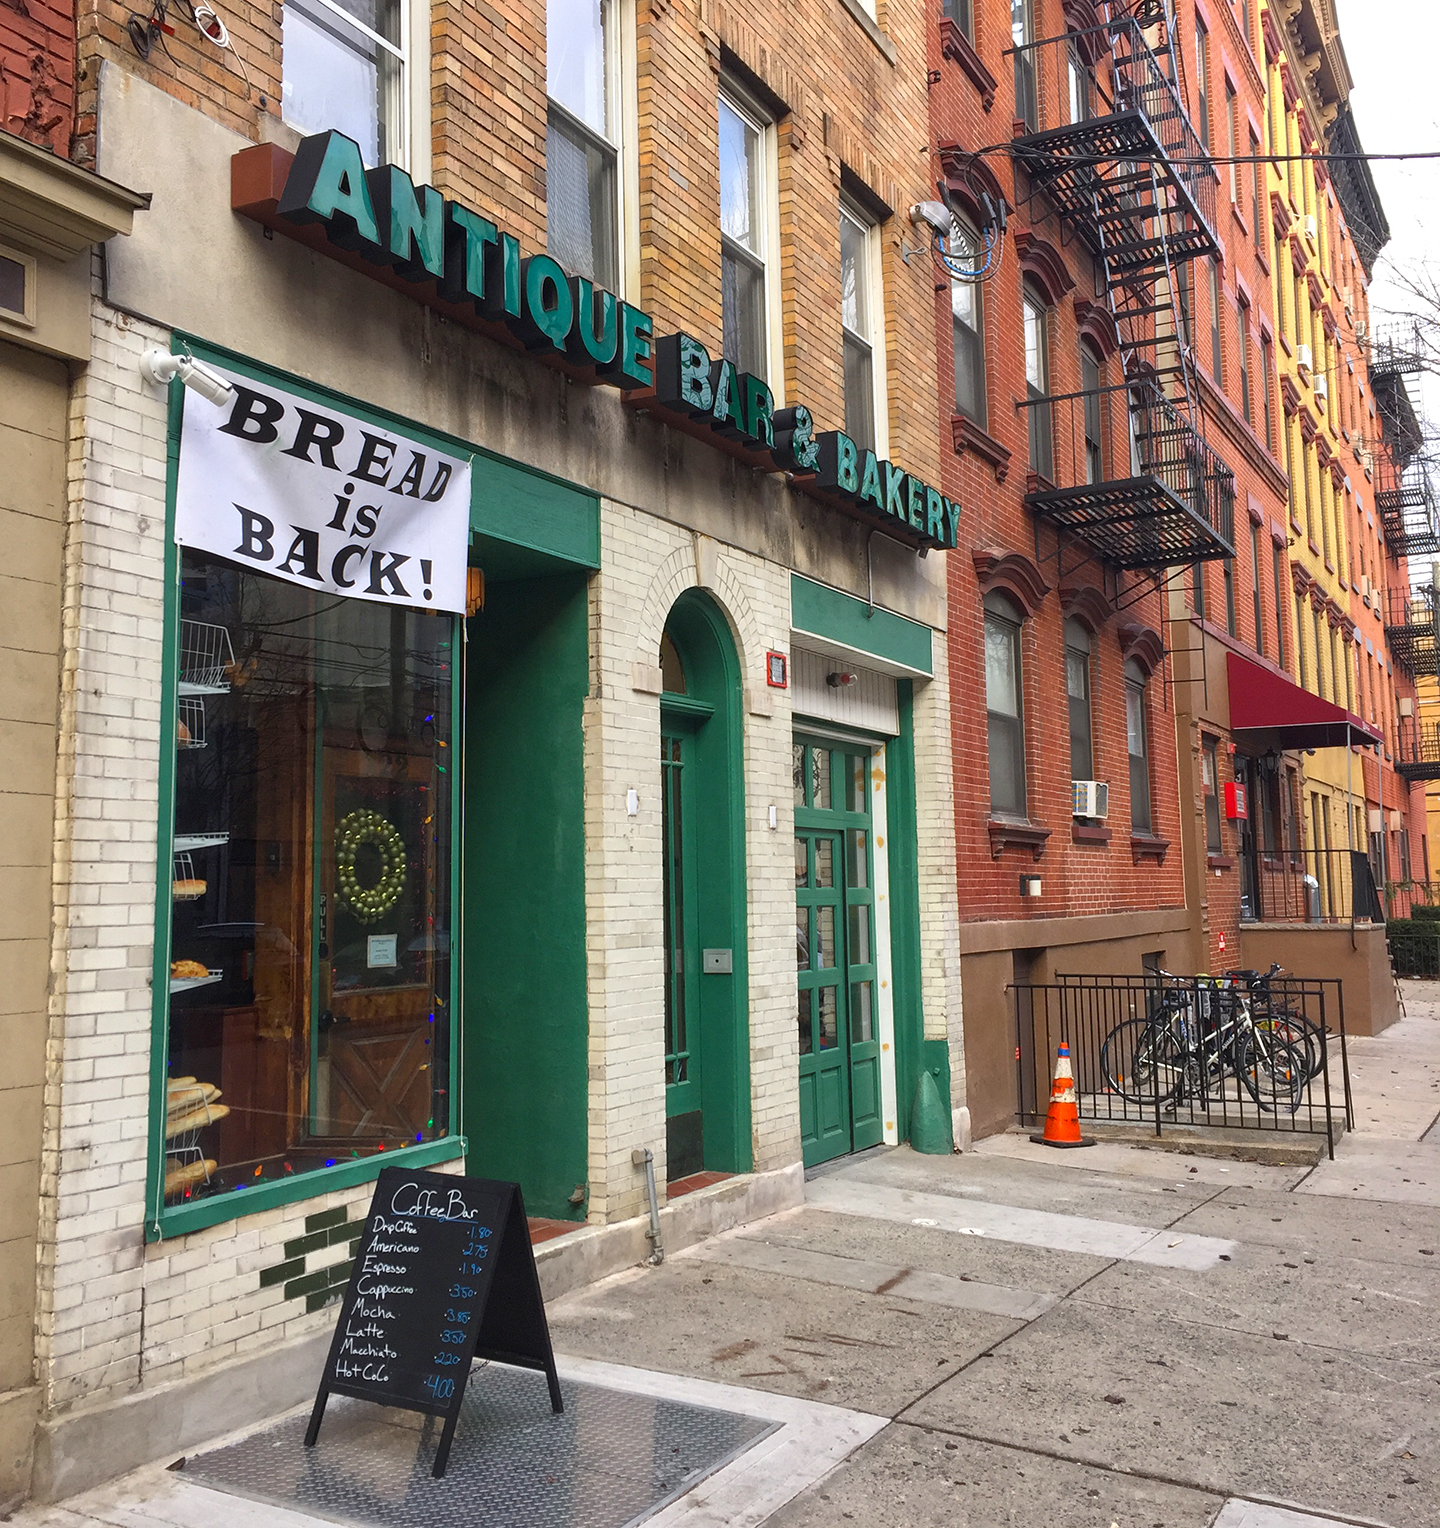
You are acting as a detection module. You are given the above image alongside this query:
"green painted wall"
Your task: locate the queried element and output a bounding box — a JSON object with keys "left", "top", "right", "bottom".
{"left": 888, "top": 679, "right": 926, "bottom": 1142}
{"left": 462, "top": 573, "right": 590, "bottom": 1218}
{"left": 790, "top": 574, "right": 933, "bottom": 675}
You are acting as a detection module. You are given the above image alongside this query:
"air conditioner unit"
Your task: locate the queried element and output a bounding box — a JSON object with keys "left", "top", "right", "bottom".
{"left": 1072, "top": 780, "right": 1110, "bottom": 819}
{"left": 1369, "top": 808, "right": 1383, "bottom": 834}
{"left": 1315, "top": 374, "right": 1329, "bottom": 399}
{"left": 1355, "top": 319, "right": 1368, "bottom": 341}
{"left": 1302, "top": 214, "right": 1318, "bottom": 240}
{"left": 1389, "top": 809, "right": 1404, "bottom": 832}
{"left": 1342, "top": 288, "right": 1353, "bottom": 315}
{"left": 1361, "top": 575, "right": 1372, "bottom": 603}
{"left": 1398, "top": 695, "right": 1414, "bottom": 717}
{"left": 1297, "top": 342, "right": 1314, "bottom": 371}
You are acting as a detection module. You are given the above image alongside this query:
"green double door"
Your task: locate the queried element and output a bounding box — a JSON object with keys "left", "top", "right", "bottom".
{"left": 795, "top": 737, "right": 883, "bottom": 1166}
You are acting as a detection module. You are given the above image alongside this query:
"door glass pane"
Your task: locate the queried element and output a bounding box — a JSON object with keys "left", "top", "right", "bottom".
{"left": 661, "top": 733, "right": 687, "bottom": 1083}
{"left": 848, "top": 902, "right": 870, "bottom": 965}
{"left": 815, "top": 905, "right": 835, "bottom": 968}
{"left": 811, "top": 748, "right": 832, "bottom": 809}
{"left": 817, "top": 986, "right": 838, "bottom": 1049}
{"left": 794, "top": 835, "right": 808, "bottom": 888}
{"left": 814, "top": 838, "right": 833, "bottom": 887}
{"left": 846, "top": 829, "right": 868, "bottom": 888}
{"left": 797, "top": 988, "right": 813, "bottom": 1056}
{"left": 850, "top": 980, "right": 873, "bottom": 1042}
{"left": 793, "top": 743, "right": 806, "bottom": 806}
{"left": 844, "top": 753, "right": 866, "bottom": 812}
{"left": 796, "top": 908, "right": 810, "bottom": 969}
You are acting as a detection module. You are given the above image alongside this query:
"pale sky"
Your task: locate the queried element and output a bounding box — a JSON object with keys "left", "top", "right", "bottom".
{"left": 1338, "top": 0, "right": 1440, "bottom": 337}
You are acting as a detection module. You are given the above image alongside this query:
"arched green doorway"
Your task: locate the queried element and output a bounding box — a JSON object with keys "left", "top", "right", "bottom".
{"left": 658, "top": 591, "right": 751, "bottom": 1182}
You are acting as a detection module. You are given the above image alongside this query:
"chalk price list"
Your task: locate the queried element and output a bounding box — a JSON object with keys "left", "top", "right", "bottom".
{"left": 331, "top": 1180, "right": 496, "bottom": 1412}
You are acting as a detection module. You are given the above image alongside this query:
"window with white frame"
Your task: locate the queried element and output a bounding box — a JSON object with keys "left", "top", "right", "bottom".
{"left": 1024, "top": 282, "right": 1052, "bottom": 481}
{"left": 283, "top": 0, "right": 408, "bottom": 167}
{"left": 1126, "top": 659, "right": 1152, "bottom": 833}
{"left": 985, "top": 592, "right": 1027, "bottom": 818}
{"left": 840, "top": 202, "right": 881, "bottom": 451}
{"left": 546, "top": 0, "right": 620, "bottom": 291}
{"left": 951, "top": 219, "right": 986, "bottom": 428}
{"left": 719, "top": 88, "right": 773, "bottom": 379}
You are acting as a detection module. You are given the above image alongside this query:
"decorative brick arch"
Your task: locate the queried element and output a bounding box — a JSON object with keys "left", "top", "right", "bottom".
{"left": 1117, "top": 620, "right": 1164, "bottom": 675}
{"left": 1060, "top": 581, "right": 1112, "bottom": 634}
{"left": 1014, "top": 231, "right": 1075, "bottom": 305}
{"left": 634, "top": 542, "right": 760, "bottom": 680}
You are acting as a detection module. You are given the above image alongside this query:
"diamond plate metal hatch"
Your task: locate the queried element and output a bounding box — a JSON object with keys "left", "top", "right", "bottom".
{"left": 184, "top": 1363, "right": 776, "bottom": 1528}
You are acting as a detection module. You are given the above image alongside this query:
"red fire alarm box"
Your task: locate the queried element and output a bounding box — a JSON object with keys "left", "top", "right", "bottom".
{"left": 765, "top": 651, "right": 788, "bottom": 688}
{"left": 1224, "top": 781, "right": 1248, "bottom": 820}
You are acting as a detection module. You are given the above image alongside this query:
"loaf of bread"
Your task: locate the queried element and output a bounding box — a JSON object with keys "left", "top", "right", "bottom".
{"left": 170, "top": 959, "right": 210, "bottom": 980}
{"left": 166, "top": 1081, "right": 219, "bottom": 1116}
{"left": 177, "top": 718, "right": 192, "bottom": 745}
{"left": 166, "top": 1102, "right": 230, "bottom": 1139}
{"left": 173, "top": 879, "right": 207, "bottom": 900}
{"left": 164, "top": 1158, "right": 217, "bottom": 1198}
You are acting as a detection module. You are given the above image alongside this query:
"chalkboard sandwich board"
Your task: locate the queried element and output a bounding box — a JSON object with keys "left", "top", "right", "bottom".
{"left": 305, "top": 1167, "right": 562, "bottom": 1478}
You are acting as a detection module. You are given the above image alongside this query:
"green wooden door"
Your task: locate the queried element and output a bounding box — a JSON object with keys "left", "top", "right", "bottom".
{"left": 661, "top": 724, "right": 705, "bottom": 1177}
{"left": 794, "top": 738, "right": 884, "bottom": 1166}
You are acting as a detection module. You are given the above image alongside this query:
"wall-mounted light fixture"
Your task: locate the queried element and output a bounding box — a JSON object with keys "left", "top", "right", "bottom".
{"left": 1020, "top": 876, "right": 1042, "bottom": 898}
{"left": 826, "top": 670, "right": 859, "bottom": 688}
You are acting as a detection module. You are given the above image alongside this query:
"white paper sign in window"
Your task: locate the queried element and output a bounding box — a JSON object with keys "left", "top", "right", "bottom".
{"left": 175, "top": 364, "right": 472, "bottom": 614}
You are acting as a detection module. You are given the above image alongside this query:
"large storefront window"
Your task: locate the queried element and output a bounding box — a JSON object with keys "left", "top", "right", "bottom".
{"left": 163, "top": 550, "right": 454, "bottom": 1206}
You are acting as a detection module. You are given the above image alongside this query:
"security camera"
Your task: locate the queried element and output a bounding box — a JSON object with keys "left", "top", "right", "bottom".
{"left": 909, "top": 200, "right": 953, "bottom": 237}
{"left": 140, "top": 348, "right": 235, "bottom": 408}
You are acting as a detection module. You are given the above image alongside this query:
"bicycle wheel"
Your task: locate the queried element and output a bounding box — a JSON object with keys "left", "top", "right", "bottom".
{"left": 1101, "top": 1016, "right": 1183, "bottom": 1105}
{"left": 1237, "top": 1030, "right": 1305, "bottom": 1114}
{"left": 1255, "top": 1009, "right": 1323, "bottom": 1081}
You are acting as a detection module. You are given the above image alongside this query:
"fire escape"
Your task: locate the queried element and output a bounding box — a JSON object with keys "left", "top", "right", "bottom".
{"left": 1007, "top": 0, "right": 1234, "bottom": 576}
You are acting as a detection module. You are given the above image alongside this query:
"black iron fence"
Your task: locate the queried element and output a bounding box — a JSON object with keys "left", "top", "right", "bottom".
{"left": 1240, "top": 846, "right": 1384, "bottom": 926}
{"left": 1014, "top": 973, "right": 1350, "bottom": 1156}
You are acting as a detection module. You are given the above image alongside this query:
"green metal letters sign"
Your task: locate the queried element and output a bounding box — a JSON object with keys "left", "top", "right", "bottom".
{"left": 264, "top": 130, "right": 961, "bottom": 553}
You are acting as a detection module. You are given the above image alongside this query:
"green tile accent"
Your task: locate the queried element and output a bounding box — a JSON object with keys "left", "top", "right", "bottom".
{"left": 283, "top": 1229, "right": 330, "bottom": 1260}
{"left": 259, "top": 1257, "right": 305, "bottom": 1289}
{"left": 283, "top": 1268, "right": 333, "bottom": 1301}
{"left": 305, "top": 1206, "right": 348, "bottom": 1233}
{"left": 348, "top": 1237, "right": 361, "bottom": 1258}
{"left": 326, "top": 1221, "right": 358, "bottom": 1245}
{"left": 307, "top": 1287, "right": 345, "bottom": 1314}
{"left": 327, "top": 1258, "right": 354, "bottom": 1285}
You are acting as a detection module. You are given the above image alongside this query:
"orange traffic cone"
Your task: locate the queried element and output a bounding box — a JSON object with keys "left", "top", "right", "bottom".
{"left": 1030, "top": 1043, "right": 1095, "bottom": 1148}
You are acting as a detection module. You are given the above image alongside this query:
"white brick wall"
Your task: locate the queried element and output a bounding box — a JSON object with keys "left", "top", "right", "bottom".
{"left": 38, "top": 288, "right": 960, "bottom": 1421}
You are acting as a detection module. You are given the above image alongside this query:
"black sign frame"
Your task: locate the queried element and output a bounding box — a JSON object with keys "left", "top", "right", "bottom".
{"left": 304, "top": 1167, "right": 562, "bottom": 1477}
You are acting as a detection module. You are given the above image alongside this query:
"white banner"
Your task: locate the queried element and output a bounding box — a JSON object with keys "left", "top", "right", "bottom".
{"left": 175, "top": 364, "right": 472, "bottom": 613}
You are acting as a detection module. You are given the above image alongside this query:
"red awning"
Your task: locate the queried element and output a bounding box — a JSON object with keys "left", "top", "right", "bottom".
{"left": 1227, "top": 652, "right": 1383, "bottom": 751}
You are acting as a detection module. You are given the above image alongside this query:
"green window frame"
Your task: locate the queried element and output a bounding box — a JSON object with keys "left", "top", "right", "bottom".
{"left": 146, "top": 338, "right": 501, "bottom": 1239}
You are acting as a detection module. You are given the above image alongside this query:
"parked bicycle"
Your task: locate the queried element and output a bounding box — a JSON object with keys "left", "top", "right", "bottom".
{"left": 1100, "top": 968, "right": 1306, "bottom": 1114}
{"left": 1220, "top": 965, "right": 1326, "bottom": 1082}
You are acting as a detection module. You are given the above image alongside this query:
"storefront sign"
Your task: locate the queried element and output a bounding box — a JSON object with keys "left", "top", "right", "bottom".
{"left": 232, "top": 132, "right": 961, "bottom": 553}
{"left": 175, "top": 363, "right": 472, "bottom": 611}
{"left": 306, "top": 1167, "right": 560, "bottom": 1479}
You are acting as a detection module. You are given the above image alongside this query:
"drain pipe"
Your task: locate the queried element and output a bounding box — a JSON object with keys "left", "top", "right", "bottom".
{"left": 632, "top": 1147, "right": 665, "bottom": 1264}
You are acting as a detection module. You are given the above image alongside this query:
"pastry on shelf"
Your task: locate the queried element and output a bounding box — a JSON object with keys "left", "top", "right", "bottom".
{"left": 173, "top": 878, "right": 207, "bottom": 901}
{"left": 177, "top": 718, "right": 192, "bottom": 746}
{"left": 164, "top": 1158, "right": 217, "bottom": 1199}
{"left": 170, "top": 959, "right": 209, "bottom": 980}
{"left": 166, "top": 1101, "right": 230, "bottom": 1139}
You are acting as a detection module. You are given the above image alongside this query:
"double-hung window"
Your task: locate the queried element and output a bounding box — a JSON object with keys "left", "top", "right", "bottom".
{"left": 840, "top": 203, "right": 882, "bottom": 452}
{"left": 1024, "top": 283, "right": 1052, "bottom": 481}
{"left": 1012, "top": 0, "right": 1038, "bottom": 132}
{"left": 1067, "top": 42, "right": 1092, "bottom": 124}
{"left": 283, "top": 0, "right": 407, "bottom": 167}
{"left": 1261, "top": 332, "right": 1274, "bottom": 450}
{"left": 1194, "top": 19, "right": 1210, "bottom": 148}
{"left": 1202, "top": 736, "right": 1222, "bottom": 853}
{"left": 1081, "top": 343, "right": 1103, "bottom": 483}
{"left": 1208, "top": 259, "right": 1223, "bottom": 382}
{"left": 951, "top": 220, "right": 986, "bottom": 428}
{"left": 1065, "top": 618, "right": 1094, "bottom": 786}
{"left": 1238, "top": 298, "right": 1252, "bottom": 423}
{"left": 1226, "top": 82, "right": 1239, "bottom": 203}
{"left": 943, "top": 0, "right": 973, "bottom": 36}
{"left": 719, "top": 89, "right": 772, "bottom": 379}
{"left": 985, "top": 593, "right": 1026, "bottom": 818}
{"left": 1272, "top": 542, "right": 1286, "bottom": 667}
{"left": 1126, "top": 660, "right": 1152, "bottom": 834}
{"left": 546, "top": 0, "right": 620, "bottom": 290}
{"left": 1250, "top": 522, "right": 1264, "bottom": 654}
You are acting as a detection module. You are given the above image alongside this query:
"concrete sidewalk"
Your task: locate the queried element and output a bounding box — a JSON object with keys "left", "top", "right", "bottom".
{"left": 11, "top": 987, "right": 1440, "bottom": 1528}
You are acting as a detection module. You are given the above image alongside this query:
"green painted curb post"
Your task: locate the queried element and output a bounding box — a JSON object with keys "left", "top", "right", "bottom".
{"left": 910, "top": 1067, "right": 953, "bottom": 1154}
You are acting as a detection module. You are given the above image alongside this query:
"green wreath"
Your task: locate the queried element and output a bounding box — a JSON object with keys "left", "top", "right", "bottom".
{"left": 335, "top": 809, "right": 406, "bottom": 924}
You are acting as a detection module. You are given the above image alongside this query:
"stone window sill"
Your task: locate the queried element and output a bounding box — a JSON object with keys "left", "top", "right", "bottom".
{"left": 952, "top": 413, "right": 1012, "bottom": 482}
{"left": 939, "top": 17, "right": 997, "bottom": 110}
{"left": 988, "top": 818, "right": 1051, "bottom": 860}
{"left": 1207, "top": 853, "right": 1234, "bottom": 870}
{"left": 1072, "top": 821, "right": 1113, "bottom": 845}
{"left": 1131, "top": 833, "right": 1170, "bottom": 865}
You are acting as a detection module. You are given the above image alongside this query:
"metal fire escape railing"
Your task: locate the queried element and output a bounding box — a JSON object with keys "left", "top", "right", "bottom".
{"left": 1377, "top": 458, "right": 1440, "bottom": 560}
{"left": 1008, "top": 1, "right": 1231, "bottom": 571}
{"left": 1384, "top": 584, "right": 1440, "bottom": 676}
{"left": 1396, "top": 717, "right": 1440, "bottom": 782}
